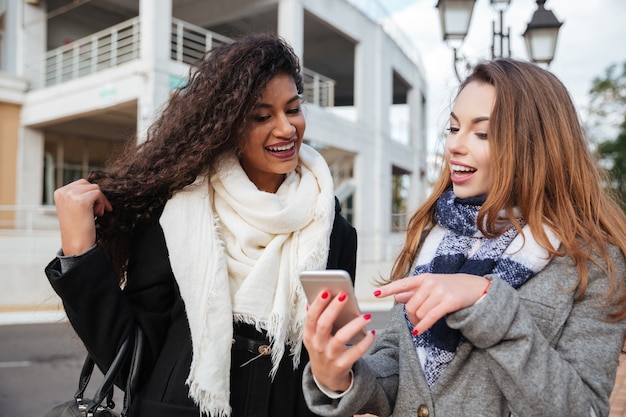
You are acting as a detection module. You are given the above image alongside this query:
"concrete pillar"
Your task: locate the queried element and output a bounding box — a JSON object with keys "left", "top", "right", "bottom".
{"left": 374, "top": 30, "right": 393, "bottom": 242}
{"left": 20, "top": 0, "right": 47, "bottom": 79}
{"left": 408, "top": 83, "right": 427, "bottom": 209}
{"left": 277, "top": 0, "right": 303, "bottom": 60}
{"left": 352, "top": 27, "right": 380, "bottom": 263}
{"left": 355, "top": 26, "right": 393, "bottom": 262}
{"left": 2, "top": 0, "right": 20, "bottom": 74}
{"left": 137, "top": 0, "right": 172, "bottom": 142}
{"left": 16, "top": 127, "right": 44, "bottom": 207}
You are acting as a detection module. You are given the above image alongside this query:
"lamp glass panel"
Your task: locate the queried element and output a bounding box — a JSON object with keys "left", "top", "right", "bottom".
{"left": 524, "top": 28, "right": 558, "bottom": 63}
{"left": 490, "top": 0, "right": 510, "bottom": 12}
{"left": 443, "top": 5, "right": 473, "bottom": 39}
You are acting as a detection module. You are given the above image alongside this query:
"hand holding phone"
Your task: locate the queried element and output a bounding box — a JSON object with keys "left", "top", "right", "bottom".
{"left": 299, "top": 270, "right": 367, "bottom": 344}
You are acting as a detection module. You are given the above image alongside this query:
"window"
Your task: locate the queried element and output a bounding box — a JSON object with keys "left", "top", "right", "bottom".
{"left": 43, "top": 134, "right": 126, "bottom": 204}
{"left": 0, "top": 4, "right": 5, "bottom": 71}
{"left": 391, "top": 166, "right": 410, "bottom": 231}
{"left": 341, "top": 194, "right": 354, "bottom": 226}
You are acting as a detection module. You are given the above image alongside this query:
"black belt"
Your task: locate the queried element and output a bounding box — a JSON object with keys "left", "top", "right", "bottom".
{"left": 231, "top": 334, "right": 272, "bottom": 356}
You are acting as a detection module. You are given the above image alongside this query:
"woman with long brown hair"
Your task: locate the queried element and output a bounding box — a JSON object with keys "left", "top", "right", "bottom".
{"left": 45, "top": 33, "right": 356, "bottom": 417}
{"left": 302, "top": 58, "right": 626, "bottom": 417}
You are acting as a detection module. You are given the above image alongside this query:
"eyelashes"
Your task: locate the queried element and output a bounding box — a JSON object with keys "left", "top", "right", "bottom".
{"left": 251, "top": 106, "right": 302, "bottom": 123}
{"left": 445, "top": 127, "right": 488, "bottom": 140}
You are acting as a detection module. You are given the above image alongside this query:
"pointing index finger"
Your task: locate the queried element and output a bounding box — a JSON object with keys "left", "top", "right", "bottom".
{"left": 374, "top": 274, "right": 423, "bottom": 298}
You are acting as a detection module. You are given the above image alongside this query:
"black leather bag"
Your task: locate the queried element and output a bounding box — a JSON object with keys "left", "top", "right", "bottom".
{"left": 45, "top": 327, "right": 143, "bottom": 417}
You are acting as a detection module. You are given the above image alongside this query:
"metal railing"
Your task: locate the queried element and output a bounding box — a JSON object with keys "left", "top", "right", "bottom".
{"left": 328, "top": 156, "right": 354, "bottom": 189}
{"left": 27, "top": 17, "right": 141, "bottom": 89}
{"left": 0, "top": 205, "right": 58, "bottom": 234}
{"left": 302, "top": 68, "right": 335, "bottom": 107}
{"left": 26, "top": 17, "right": 336, "bottom": 107}
{"left": 170, "top": 19, "right": 336, "bottom": 108}
{"left": 170, "top": 18, "right": 231, "bottom": 65}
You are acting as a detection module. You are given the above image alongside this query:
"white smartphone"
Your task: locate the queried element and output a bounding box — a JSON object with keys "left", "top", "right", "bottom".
{"left": 299, "top": 269, "right": 366, "bottom": 344}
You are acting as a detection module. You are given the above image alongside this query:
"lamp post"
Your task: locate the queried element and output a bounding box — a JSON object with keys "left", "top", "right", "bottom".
{"left": 436, "top": 0, "right": 563, "bottom": 81}
{"left": 490, "top": 0, "right": 512, "bottom": 59}
{"left": 434, "top": 0, "right": 476, "bottom": 82}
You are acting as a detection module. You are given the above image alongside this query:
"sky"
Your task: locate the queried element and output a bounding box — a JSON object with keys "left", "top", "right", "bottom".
{"left": 382, "top": 0, "right": 626, "bottom": 152}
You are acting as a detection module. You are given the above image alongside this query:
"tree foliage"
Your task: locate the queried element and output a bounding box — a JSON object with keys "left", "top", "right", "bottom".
{"left": 588, "top": 62, "right": 626, "bottom": 207}
{"left": 589, "top": 62, "right": 626, "bottom": 119}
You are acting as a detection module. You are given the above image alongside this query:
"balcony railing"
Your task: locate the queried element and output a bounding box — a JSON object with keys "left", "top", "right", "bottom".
{"left": 26, "top": 17, "right": 336, "bottom": 107}
{"left": 170, "top": 18, "right": 231, "bottom": 65}
{"left": 0, "top": 205, "right": 58, "bottom": 234}
{"left": 302, "top": 68, "right": 335, "bottom": 107}
{"left": 27, "top": 17, "right": 141, "bottom": 89}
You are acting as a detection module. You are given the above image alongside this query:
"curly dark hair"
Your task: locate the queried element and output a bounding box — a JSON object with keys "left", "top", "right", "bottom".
{"left": 88, "top": 32, "right": 304, "bottom": 280}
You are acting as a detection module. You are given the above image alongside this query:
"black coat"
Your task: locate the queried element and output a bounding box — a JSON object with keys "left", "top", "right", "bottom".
{"left": 45, "top": 199, "right": 357, "bottom": 417}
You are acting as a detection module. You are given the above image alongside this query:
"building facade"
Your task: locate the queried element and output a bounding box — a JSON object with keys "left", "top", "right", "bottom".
{"left": 0, "top": 0, "right": 428, "bottom": 310}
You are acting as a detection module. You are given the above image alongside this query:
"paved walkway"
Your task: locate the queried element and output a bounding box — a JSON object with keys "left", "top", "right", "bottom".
{"left": 610, "top": 354, "right": 626, "bottom": 417}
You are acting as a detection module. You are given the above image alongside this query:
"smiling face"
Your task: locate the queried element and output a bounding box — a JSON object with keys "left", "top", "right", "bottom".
{"left": 239, "top": 74, "right": 305, "bottom": 193}
{"left": 445, "top": 81, "right": 495, "bottom": 199}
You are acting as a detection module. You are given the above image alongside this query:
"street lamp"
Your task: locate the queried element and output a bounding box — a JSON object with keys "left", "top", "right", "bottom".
{"left": 435, "top": 0, "right": 477, "bottom": 82}
{"left": 436, "top": 0, "right": 475, "bottom": 42}
{"left": 523, "top": 0, "right": 563, "bottom": 65}
{"left": 436, "top": 0, "right": 563, "bottom": 81}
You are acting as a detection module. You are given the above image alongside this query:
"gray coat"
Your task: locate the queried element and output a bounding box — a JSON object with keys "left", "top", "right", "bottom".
{"left": 303, "top": 246, "right": 626, "bottom": 417}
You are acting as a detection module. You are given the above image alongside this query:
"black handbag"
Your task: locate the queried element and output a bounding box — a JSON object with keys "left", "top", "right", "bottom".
{"left": 45, "top": 327, "right": 144, "bottom": 417}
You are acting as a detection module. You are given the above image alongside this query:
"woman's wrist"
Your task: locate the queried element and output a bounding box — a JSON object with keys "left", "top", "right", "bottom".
{"left": 474, "top": 276, "right": 492, "bottom": 305}
{"left": 312, "top": 369, "right": 354, "bottom": 399}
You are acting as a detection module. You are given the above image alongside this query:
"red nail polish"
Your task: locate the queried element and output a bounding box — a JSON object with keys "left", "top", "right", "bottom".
{"left": 373, "top": 289, "right": 382, "bottom": 297}
{"left": 338, "top": 292, "right": 346, "bottom": 302}
{"left": 321, "top": 291, "right": 329, "bottom": 299}
{"left": 412, "top": 328, "right": 419, "bottom": 336}
{"left": 370, "top": 329, "right": 376, "bottom": 336}
{"left": 363, "top": 313, "right": 372, "bottom": 320}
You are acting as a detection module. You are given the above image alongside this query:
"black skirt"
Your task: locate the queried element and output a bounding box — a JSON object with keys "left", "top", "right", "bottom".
{"left": 229, "top": 322, "right": 320, "bottom": 417}
{"left": 135, "top": 322, "right": 320, "bottom": 417}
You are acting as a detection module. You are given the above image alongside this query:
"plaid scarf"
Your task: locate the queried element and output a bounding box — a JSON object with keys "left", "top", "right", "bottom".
{"left": 405, "top": 189, "right": 558, "bottom": 386}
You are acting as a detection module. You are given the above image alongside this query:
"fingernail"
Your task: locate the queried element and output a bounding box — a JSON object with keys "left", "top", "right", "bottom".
{"left": 321, "top": 291, "right": 329, "bottom": 299}
{"left": 363, "top": 313, "right": 372, "bottom": 320}
{"left": 370, "top": 330, "right": 376, "bottom": 336}
{"left": 412, "top": 328, "right": 419, "bottom": 336}
{"left": 338, "top": 292, "right": 346, "bottom": 302}
{"left": 306, "top": 304, "right": 309, "bottom": 311}
{"left": 373, "top": 289, "right": 382, "bottom": 297}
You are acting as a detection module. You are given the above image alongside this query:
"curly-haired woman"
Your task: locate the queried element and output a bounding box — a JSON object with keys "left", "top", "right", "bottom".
{"left": 45, "top": 33, "right": 357, "bottom": 417}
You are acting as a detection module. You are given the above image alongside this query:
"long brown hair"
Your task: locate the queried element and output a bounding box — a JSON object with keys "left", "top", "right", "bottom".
{"left": 390, "top": 58, "right": 626, "bottom": 320}
{"left": 88, "top": 33, "right": 303, "bottom": 280}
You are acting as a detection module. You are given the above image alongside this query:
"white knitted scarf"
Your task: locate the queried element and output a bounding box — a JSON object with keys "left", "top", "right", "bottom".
{"left": 159, "top": 144, "right": 335, "bottom": 417}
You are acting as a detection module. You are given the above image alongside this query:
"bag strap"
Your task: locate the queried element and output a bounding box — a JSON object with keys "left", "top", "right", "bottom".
{"left": 73, "top": 327, "right": 144, "bottom": 416}
{"left": 122, "top": 326, "right": 144, "bottom": 416}
{"left": 74, "top": 349, "right": 115, "bottom": 410}
{"left": 74, "top": 350, "right": 95, "bottom": 401}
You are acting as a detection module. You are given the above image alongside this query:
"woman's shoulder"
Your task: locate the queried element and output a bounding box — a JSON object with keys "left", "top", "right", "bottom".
{"left": 331, "top": 197, "right": 355, "bottom": 233}
{"left": 532, "top": 243, "right": 626, "bottom": 299}
{"left": 607, "top": 243, "right": 626, "bottom": 270}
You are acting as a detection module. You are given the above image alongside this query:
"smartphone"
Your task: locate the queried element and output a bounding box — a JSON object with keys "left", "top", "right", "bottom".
{"left": 299, "top": 269, "right": 366, "bottom": 344}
